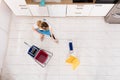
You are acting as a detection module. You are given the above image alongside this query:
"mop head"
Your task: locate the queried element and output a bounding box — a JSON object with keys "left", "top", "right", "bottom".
{"left": 66, "top": 55, "right": 80, "bottom": 70}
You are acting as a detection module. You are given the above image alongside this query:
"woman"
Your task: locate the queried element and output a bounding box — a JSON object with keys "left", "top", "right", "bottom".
{"left": 32, "top": 19, "right": 58, "bottom": 43}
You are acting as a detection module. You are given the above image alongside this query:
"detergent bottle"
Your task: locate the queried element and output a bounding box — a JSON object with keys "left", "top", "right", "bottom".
{"left": 40, "top": 0, "right": 45, "bottom": 6}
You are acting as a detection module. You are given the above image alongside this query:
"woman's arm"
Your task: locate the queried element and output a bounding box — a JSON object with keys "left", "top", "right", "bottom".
{"left": 32, "top": 26, "right": 43, "bottom": 37}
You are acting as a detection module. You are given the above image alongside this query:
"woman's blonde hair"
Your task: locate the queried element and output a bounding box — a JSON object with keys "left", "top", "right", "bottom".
{"left": 37, "top": 20, "right": 42, "bottom": 28}
{"left": 37, "top": 20, "right": 49, "bottom": 30}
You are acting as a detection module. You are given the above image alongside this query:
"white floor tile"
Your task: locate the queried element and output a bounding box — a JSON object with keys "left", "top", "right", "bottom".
{"left": 1, "top": 16, "right": 120, "bottom": 80}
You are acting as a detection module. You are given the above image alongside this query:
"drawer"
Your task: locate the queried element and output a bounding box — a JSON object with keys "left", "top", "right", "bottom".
{"left": 67, "top": 5, "right": 93, "bottom": 16}
{"left": 67, "top": 5, "right": 84, "bottom": 16}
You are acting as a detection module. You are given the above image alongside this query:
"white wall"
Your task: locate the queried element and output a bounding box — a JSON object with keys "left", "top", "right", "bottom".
{"left": 0, "top": 0, "right": 2, "bottom": 4}
{"left": 0, "top": 0, "right": 12, "bottom": 74}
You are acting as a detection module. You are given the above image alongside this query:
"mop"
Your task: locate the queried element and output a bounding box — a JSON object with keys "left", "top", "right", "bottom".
{"left": 65, "top": 40, "right": 80, "bottom": 70}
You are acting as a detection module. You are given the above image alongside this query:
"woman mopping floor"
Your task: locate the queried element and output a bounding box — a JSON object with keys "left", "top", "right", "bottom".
{"left": 32, "top": 19, "right": 58, "bottom": 43}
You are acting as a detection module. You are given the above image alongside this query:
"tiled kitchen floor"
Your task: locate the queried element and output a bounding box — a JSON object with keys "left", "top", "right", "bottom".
{"left": 1, "top": 15, "right": 120, "bottom": 80}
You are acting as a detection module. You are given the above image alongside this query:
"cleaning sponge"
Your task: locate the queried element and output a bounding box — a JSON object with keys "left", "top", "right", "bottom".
{"left": 66, "top": 55, "right": 80, "bottom": 70}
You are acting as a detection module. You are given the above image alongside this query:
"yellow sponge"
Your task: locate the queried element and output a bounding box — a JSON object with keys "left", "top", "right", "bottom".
{"left": 66, "top": 55, "right": 80, "bottom": 70}
{"left": 72, "top": 59, "right": 80, "bottom": 70}
{"left": 66, "top": 55, "right": 76, "bottom": 64}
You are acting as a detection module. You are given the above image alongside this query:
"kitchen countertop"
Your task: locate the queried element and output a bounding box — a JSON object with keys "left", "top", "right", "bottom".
{"left": 25, "top": 0, "right": 95, "bottom": 5}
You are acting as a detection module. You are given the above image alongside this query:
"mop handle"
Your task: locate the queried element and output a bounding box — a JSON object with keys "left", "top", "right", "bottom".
{"left": 43, "top": 19, "right": 56, "bottom": 38}
{"left": 24, "top": 42, "right": 31, "bottom": 47}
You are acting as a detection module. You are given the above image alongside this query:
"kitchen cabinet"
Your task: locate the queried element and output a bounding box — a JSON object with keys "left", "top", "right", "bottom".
{"left": 67, "top": 5, "right": 93, "bottom": 16}
{"left": 48, "top": 5, "right": 66, "bottom": 17}
{"left": 28, "top": 5, "right": 49, "bottom": 16}
{"left": 90, "top": 4, "right": 114, "bottom": 16}
{"left": 4, "top": 0, "right": 31, "bottom": 16}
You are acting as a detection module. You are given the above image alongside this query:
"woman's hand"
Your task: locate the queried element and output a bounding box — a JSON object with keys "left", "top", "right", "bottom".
{"left": 40, "top": 35, "right": 44, "bottom": 41}
{"left": 54, "top": 39, "right": 59, "bottom": 43}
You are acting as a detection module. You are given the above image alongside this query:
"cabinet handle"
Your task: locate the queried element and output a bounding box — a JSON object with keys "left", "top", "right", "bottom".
{"left": 76, "top": 7, "right": 83, "bottom": 9}
{"left": 77, "top": 5, "right": 84, "bottom": 7}
{"left": 95, "top": 5, "right": 102, "bottom": 7}
{"left": 19, "top": 5, "right": 26, "bottom": 7}
{"left": 75, "top": 12, "right": 82, "bottom": 14}
{"left": 76, "top": 5, "right": 84, "bottom": 9}
{"left": 21, "top": 8, "right": 28, "bottom": 9}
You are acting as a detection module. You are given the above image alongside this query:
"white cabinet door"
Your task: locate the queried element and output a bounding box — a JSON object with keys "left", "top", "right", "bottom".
{"left": 28, "top": 5, "right": 49, "bottom": 16}
{"left": 4, "top": 0, "right": 31, "bottom": 16}
{"left": 90, "top": 4, "right": 114, "bottom": 16}
{"left": 67, "top": 5, "right": 93, "bottom": 16}
{"left": 48, "top": 5, "right": 66, "bottom": 17}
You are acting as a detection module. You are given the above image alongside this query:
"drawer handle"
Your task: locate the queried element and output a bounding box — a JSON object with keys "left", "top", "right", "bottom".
{"left": 75, "top": 12, "right": 82, "bottom": 14}
{"left": 77, "top": 5, "right": 84, "bottom": 7}
{"left": 95, "top": 5, "right": 102, "bottom": 7}
{"left": 76, "top": 7, "right": 83, "bottom": 9}
{"left": 19, "top": 5, "right": 26, "bottom": 6}
{"left": 21, "top": 8, "right": 28, "bottom": 9}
